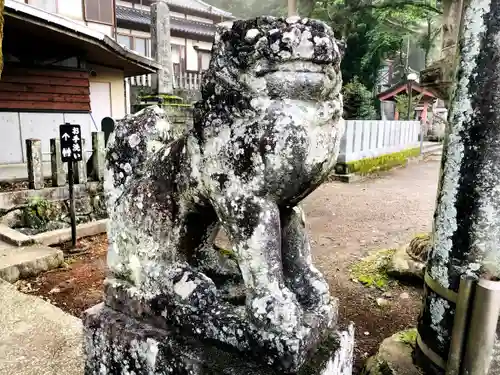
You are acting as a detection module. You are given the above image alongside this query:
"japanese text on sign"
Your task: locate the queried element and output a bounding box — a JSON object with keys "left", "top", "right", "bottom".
{"left": 59, "top": 123, "right": 83, "bottom": 162}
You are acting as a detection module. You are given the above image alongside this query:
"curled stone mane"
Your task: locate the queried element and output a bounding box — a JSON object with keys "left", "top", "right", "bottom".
{"left": 193, "top": 16, "right": 343, "bottom": 144}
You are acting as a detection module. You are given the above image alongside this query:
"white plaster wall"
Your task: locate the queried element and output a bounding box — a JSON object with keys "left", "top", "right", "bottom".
{"left": 195, "top": 41, "right": 212, "bottom": 50}
{"left": 171, "top": 37, "right": 186, "bottom": 66}
{"left": 0, "top": 111, "right": 98, "bottom": 164}
{"left": 56, "top": 0, "right": 83, "bottom": 20}
{"left": 27, "top": 0, "right": 57, "bottom": 13}
{"left": 88, "top": 64, "right": 126, "bottom": 120}
{"left": 171, "top": 36, "right": 185, "bottom": 45}
{"left": 0, "top": 113, "right": 24, "bottom": 164}
{"left": 172, "top": 53, "right": 180, "bottom": 64}
{"left": 201, "top": 52, "right": 211, "bottom": 70}
{"left": 117, "top": 27, "right": 132, "bottom": 34}
{"left": 131, "top": 30, "right": 150, "bottom": 38}
{"left": 86, "top": 22, "right": 113, "bottom": 37}
{"left": 185, "top": 39, "right": 198, "bottom": 71}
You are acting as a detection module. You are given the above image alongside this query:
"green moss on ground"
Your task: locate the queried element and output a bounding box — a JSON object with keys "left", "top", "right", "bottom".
{"left": 350, "top": 248, "right": 397, "bottom": 289}
{"left": 344, "top": 147, "right": 421, "bottom": 175}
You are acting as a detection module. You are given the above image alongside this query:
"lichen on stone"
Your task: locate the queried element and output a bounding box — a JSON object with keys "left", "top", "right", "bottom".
{"left": 97, "top": 15, "right": 350, "bottom": 373}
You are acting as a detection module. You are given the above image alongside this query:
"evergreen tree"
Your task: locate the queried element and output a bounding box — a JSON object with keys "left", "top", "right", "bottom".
{"left": 342, "top": 77, "right": 377, "bottom": 119}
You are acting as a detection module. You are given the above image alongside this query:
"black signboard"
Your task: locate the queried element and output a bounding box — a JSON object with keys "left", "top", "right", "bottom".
{"left": 59, "top": 123, "right": 83, "bottom": 162}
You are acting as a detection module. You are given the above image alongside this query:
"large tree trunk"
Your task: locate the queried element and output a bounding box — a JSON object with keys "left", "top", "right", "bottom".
{"left": 419, "top": 0, "right": 464, "bottom": 103}
{"left": 0, "top": 0, "right": 4, "bottom": 79}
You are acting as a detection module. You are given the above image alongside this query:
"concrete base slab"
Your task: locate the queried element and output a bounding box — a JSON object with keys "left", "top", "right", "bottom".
{"left": 330, "top": 173, "right": 365, "bottom": 183}
{"left": 0, "top": 280, "right": 83, "bottom": 375}
{"left": 363, "top": 329, "right": 423, "bottom": 375}
{"left": 0, "top": 224, "right": 34, "bottom": 247}
{"left": 0, "top": 219, "right": 107, "bottom": 248}
{"left": 0, "top": 245, "right": 64, "bottom": 283}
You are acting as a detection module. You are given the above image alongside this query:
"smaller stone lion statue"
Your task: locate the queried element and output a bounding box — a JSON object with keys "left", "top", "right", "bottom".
{"left": 104, "top": 15, "right": 345, "bottom": 370}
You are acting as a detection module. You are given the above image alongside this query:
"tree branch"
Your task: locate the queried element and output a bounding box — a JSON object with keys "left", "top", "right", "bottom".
{"left": 357, "top": 1, "right": 442, "bottom": 14}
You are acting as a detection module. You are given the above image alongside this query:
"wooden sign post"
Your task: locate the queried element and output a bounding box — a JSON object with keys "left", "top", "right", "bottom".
{"left": 59, "top": 123, "right": 83, "bottom": 249}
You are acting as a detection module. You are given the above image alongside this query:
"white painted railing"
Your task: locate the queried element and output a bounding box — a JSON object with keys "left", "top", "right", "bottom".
{"left": 337, "top": 120, "right": 420, "bottom": 163}
{"left": 172, "top": 72, "right": 202, "bottom": 90}
{"left": 125, "top": 72, "right": 202, "bottom": 90}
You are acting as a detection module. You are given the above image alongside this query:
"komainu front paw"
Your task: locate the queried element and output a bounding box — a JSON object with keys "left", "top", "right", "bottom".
{"left": 288, "top": 267, "right": 330, "bottom": 310}
{"left": 249, "top": 286, "right": 302, "bottom": 333}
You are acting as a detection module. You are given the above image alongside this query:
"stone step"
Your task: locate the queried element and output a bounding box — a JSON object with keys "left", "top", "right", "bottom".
{"left": 0, "top": 245, "right": 64, "bottom": 283}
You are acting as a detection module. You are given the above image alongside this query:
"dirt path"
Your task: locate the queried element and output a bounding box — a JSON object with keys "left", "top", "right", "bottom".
{"left": 303, "top": 158, "right": 440, "bottom": 372}
{"left": 17, "top": 159, "right": 441, "bottom": 374}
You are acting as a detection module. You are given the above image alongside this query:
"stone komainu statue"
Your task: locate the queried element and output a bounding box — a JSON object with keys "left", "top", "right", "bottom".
{"left": 103, "top": 16, "right": 346, "bottom": 372}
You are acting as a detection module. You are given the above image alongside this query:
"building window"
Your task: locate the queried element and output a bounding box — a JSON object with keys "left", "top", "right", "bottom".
{"left": 117, "top": 34, "right": 132, "bottom": 49}
{"left": 84, "top": 0, "right": 114, "bottom": 25}
{"left": 134, "top": 37, "right": 149, "bottom": 57}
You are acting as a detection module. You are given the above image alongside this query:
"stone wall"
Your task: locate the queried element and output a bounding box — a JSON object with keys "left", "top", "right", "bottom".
{"left": 0, "top": 182, "right": 106, "bottom": 235}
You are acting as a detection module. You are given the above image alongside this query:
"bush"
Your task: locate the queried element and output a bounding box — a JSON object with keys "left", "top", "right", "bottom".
{"left": 342, "top": 77, "right": 377, "bottom": 120}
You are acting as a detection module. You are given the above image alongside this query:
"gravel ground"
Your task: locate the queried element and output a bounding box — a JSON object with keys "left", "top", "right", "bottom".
{"left": 303, "top": 156, "right": 441, "bottom": 372}
{"left": 18, "top": 157, "right": 441, "bottom": 374}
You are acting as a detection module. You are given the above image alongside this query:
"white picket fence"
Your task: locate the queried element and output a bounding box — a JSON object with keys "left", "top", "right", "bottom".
{"left": 337, "top": 120, "right": 421, "bottom": 163}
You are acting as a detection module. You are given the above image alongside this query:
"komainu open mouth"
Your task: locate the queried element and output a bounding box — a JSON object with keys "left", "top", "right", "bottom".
{"left": 254, "top": 60, "right": 331, "bottom": 77}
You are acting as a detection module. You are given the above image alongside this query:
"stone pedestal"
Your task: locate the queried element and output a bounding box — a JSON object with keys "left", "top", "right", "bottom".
{"left": 84, "top": 277, "right": 354, "bottom": 375}
{"left": 84, "top": 303, "right": 353, "bottom": 375}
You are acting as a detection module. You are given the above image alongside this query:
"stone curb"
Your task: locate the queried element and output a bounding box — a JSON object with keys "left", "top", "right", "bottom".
{"left": 0, "top": 246, "right": 64, "bottom": 283}
{"left": 330, "top": 173, "right": 366, "bottom": 183}
{"left": 0, "top": 219, "right": 107, "bottom": 247}
{"left": 0, "top": 224, "right": 35, "bottom": 246}
{"left": 33, "top": 219, "right": 108, "bottom": 246}
{"left": 332, "top": 145, "right": 442, "bottom": 184}
{"left": 0, "top": 181, "right": 101, "bottom": 210}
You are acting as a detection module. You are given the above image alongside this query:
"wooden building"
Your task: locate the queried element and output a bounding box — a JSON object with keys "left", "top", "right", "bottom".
{"left": 0, "top": 0, "right": 159, "bottom": 168}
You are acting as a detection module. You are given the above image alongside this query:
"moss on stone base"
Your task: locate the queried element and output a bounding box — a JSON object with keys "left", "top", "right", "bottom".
{"left": 363, "top": 329, "right": 421, "bottom": 375}
{"left": 139, "top": 94, "right": 183, "bottom": 103}
{"left": 340, "top": 147, "right": 421, "bottom": 176}
{"left": 350, "top": 248, "right": 397, "bottom": 290}
{"left": 397, "top": 329, "right": 417, "bottom": 347}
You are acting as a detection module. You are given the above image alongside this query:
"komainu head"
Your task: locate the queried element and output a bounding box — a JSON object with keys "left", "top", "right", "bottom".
{"left": 194, "top": 16, "right": 343, "bottom": 126}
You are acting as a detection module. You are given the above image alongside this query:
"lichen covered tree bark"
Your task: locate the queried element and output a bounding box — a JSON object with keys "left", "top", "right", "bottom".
{"left": 415, "top": 0, "right": 500, "bottom": 373}
{"left": 0, "top": 0, "right": 4, "bottom": 78}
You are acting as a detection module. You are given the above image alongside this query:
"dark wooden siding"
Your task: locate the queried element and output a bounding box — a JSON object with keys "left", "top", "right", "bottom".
{"left": 0, "top": 66, "right": 90, "bottom": 112}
